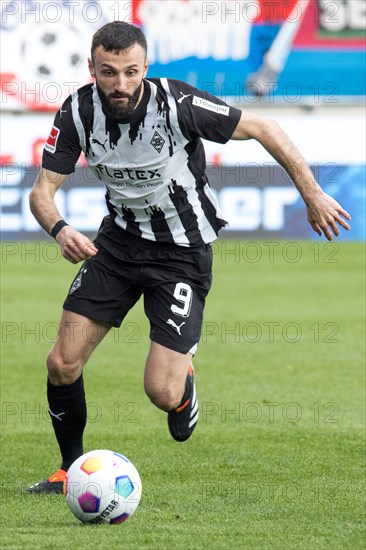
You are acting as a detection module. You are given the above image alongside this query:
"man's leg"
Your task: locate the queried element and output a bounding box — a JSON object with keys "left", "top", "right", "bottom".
{"left": 144, "top": 342, "right": 198, "bottom": 442}
{"left": 27, "top": 310, "right": 110, "bottom": 493}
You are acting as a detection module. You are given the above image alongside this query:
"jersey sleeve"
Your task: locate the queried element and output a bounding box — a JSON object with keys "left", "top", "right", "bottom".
{"left": 168, "top": 79, "right": 242, "bottom": 144}
{"left": 42, "top": 95, "right": 82, "bottom": 174}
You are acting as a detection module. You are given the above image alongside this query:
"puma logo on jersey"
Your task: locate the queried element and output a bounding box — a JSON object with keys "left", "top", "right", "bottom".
{"left": 178, "top": 92, "right": 191, "bottom": 104}
{"left": 92, "top": 138, "right": 108, "bottom": 152}
{"left": 167, "top": 318, "right": 186, "bottom": 335}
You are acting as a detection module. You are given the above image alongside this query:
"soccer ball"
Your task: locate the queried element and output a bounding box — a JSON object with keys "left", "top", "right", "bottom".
{"left": 64, "top": 450, "right": 142, "bottom": 524}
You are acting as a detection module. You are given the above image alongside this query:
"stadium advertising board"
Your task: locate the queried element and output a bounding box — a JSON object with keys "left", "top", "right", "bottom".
{"left": 1, "top": 0, "right": 365, "bottom": 111}
{"left": 1, "top": 163, "right": 364, "bottom": 241}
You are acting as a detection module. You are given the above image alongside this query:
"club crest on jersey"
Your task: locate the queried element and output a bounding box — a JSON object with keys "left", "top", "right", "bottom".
{"left": 150, "top": 131, "right": 165, "bottom": 153}
{"left": 45, "top": 126, "right": 60, "bottom": 154}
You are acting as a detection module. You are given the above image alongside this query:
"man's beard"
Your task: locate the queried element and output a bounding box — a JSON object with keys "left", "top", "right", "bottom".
{"left": 97, "top": 81, "right": 143, "bottom": 120}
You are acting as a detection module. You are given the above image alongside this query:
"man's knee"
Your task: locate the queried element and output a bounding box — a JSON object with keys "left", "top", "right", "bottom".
{"left": 47, "top": 348, "right": 82, "bottom": 385}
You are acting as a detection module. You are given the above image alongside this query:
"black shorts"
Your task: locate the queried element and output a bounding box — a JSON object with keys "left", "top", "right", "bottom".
{"left": 63, "top": 224, "right": 213, "bottom": 354}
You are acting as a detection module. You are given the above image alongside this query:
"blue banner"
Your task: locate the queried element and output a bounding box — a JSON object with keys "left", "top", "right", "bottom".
{"left": 1, "top": 164, "right": 364, "bottom": 241}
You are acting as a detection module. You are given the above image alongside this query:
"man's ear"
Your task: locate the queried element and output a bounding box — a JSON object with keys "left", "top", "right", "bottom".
{"left": 88, "top": 58, "right": 95, "bottom": 78}
{"left": 143, "top": 59, "right": 149, "bottom": 78}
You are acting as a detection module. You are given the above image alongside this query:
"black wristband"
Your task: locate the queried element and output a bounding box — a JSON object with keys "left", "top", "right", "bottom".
{"left": 50, "top": 220, "right": 69, "bottom": 239}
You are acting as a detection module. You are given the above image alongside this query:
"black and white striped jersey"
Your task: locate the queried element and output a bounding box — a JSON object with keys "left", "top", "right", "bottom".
{"left": 43, "top": 78, "right": 242, "bottom": 246}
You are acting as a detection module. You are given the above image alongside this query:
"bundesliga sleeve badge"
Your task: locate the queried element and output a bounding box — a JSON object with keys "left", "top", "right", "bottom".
{"left": 44, "top": 126, "right": 60, "bottom": 154}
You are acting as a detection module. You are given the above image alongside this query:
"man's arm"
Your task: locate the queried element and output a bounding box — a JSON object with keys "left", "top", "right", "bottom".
{"left": 231, "top": 111, "right": 351, "bottom": 240}
{"left": 29, "top": 168, "right": 98, "bottom": 264}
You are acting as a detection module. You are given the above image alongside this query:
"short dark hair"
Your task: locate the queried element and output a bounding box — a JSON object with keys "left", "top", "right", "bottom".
{"left": 91, "top": 21, "right": 147, "bottom": 61}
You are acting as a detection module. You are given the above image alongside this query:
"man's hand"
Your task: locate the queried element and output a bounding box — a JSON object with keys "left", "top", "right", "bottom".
{"left": 306, "top": 192, "right": 351, "bottom": 241}
{"left": 56, "top": 225, "right": 98, "bottom": 263}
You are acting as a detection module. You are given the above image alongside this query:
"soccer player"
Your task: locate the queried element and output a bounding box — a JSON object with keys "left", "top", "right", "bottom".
{"left": 27, "top": 21, "right": 350, "bottom": 493}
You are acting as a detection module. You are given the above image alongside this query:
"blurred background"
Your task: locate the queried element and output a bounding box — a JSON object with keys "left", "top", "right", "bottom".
{"left": 1, "top": 0, "right": 365, "bottom": 241}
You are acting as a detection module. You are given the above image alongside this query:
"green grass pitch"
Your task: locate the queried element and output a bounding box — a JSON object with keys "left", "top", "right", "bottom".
{"left": 1, "top": 240, "right": 365, "bottom": 550}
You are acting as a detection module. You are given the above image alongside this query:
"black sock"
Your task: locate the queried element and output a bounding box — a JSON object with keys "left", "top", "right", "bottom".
{"left": 47, "top": 375, "right": 86, "bottom": 471}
